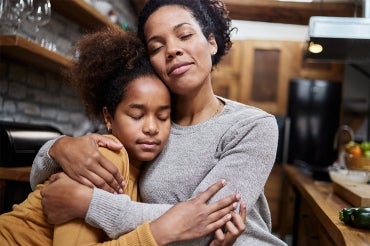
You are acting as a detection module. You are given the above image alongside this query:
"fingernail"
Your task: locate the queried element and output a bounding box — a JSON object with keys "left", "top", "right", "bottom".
{"left": 118, "top": 188, "right": 124, "bottom": 194}
{"left": 121, "top": 181, "right": 126, "bottom": 187}
{"left": 233, "top": 202, "right": 238, "bottom": 208}
{"left": 236, "top": 193, "right": 241, "bottom": 200}
{"left": 221, "top": 179, "right": 226, "bottom": 186}
{"left": 225, "top": 214, "right": 232, "bottom": 220}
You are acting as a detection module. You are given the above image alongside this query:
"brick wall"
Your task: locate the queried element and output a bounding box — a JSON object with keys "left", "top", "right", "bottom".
{"left": 0, "top": 0, "right": 136, "bottom": 136}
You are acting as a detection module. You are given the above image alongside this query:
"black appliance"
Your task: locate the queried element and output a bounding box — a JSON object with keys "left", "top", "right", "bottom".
{"left": 287, "top": 78, "right": 342, "bottom": 180}
{"left": 0, "top": 121, "right": 62, "bottom": 213}
{"left": 0, "top": 121, "right": 62, "bottom": 167}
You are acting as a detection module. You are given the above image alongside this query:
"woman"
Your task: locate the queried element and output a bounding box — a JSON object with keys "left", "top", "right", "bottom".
{"left": 32, "top": 0, "right": 286, "bottom": 245}
{"left": 0, "top": 27, "right": 244, "bottom": 245}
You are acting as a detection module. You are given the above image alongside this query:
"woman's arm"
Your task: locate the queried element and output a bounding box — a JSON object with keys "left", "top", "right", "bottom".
{"left": 41, "top": 174, "right": 241, "bottom": 244}
{"left": 31, "top": 134, "right": 124, "bottom": 193}
{"left": 30, "top": 137, "right": 62, "bottom": 190}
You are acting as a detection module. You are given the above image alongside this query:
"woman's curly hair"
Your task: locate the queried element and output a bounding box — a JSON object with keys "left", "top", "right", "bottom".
{"left": 137, "top": 0, "right": 236, "bottom": 65}
{"left": 66, "top": 26, "right": 156, "bottom": 122}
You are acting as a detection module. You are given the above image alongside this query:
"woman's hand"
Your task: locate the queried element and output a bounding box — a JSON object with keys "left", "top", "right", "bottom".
{"left": 149, "top": 180, "right": 241, "bottom": 245}
{"left": 41, "top": 172, "right": 93, "bottom": 224}
{"left": 209, "top": 201, "right": 247, "bottom": 246}
{"left": 49, "top": 133, "right": 125, "bottom": 193}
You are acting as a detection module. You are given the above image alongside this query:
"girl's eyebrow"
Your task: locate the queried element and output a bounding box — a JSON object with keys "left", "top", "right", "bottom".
{"left": 147, "top": 22, "right": 191, "bottom": 43}
{"left": 129, "top": 104, "right": 171, "bottom": 110}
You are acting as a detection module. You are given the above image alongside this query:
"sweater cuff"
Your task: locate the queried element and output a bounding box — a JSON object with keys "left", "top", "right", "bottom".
{"left": 85, "top": 188, "right": 128, "bottom": 238}
{"left": 30, "top": 137, "right": 63, "bottom": 190}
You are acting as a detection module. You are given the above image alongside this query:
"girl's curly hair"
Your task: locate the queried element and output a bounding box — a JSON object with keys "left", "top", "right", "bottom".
{"left": 66, "top": 26, "right": 156, "bottom": 122}
{"left": 137, "top": 0, "right": 236, "bottom": 65}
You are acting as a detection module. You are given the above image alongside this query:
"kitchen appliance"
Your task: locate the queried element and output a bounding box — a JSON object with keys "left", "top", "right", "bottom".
{"left": 287, "top": 78, "right": 342, "bottom": 180}
{"left": 0, "top": 121, "right": 62, "bottom": 213}
{"left": 305, "top": 0, "right": 370, "bottom": 63}
{"left": 0, "top": 121, "right": 62, "bottom": 167}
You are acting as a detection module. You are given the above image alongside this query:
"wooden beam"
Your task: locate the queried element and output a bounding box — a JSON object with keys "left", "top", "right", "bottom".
{"left": 224, "top": 0, "right": 357, "bottom": 25}
{"left": 132, "top": 0, "right": 358, "bottom": 25}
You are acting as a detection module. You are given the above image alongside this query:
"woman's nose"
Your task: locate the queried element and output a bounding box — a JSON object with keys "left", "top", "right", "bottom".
{"left": 166, "top": 42, "right": 183, "bottom": 59}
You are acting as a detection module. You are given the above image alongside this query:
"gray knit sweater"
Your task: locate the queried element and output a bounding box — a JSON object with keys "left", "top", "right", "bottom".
{"left": 31, "top": 97, "right": 287, "bottom": 246}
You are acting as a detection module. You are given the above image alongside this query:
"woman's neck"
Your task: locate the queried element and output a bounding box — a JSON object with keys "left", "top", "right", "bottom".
{"left": 172, "top": 93, "right": 223, "bottom": 126}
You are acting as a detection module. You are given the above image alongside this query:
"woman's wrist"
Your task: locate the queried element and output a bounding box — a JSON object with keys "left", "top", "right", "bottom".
{"left": 149, "top": 219, "right": 174, "bottom": 246}
{"left": 49, "top": 135, "right": 70, "bottom": 161}
{"left": 74, "top": 184, "right": 94, "bottom": 219}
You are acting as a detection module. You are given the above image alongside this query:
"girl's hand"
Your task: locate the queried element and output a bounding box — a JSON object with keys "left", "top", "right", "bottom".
{"left": 209, "top": 201, "right": 247, "bottom": 246}
{"left": 150, "top": 180, "right": 241, "bottom": 245}
{"left": 41, "top": 172, "right": 93, "bottom": 224}
{"left": 49, "top": 134, "right": 125, "bottom": 193}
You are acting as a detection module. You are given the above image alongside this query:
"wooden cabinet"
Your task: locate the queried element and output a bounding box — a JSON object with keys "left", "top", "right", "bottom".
{"left": 279, "top": 165, "right": 370, "bottom": 246}
{"left": 0, "top": 0, "right": 114, "bottom": 73}
{"left": 211, "top": 40, "right": 344, "bottom": 115}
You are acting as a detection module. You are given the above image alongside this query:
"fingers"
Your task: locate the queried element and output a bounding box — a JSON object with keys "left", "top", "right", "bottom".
{"left": 91, "top": 133, "right": 123, "bottom": 150}
{"left": 194, "top": 180, "right": 227, "bottom": 203}
{"left": 239, "top": 200, "right": 247, "bottom": 222}
{"left": 95, "top": 154, "right": 125, "bottom": 193}
{"left": 213, "top": 229, "right": 225, "bottom": 245}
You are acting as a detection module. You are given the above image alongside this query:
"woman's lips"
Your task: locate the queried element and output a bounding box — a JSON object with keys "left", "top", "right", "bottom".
{"left": 168, "top": 63, "right": 192, "bottom": 76}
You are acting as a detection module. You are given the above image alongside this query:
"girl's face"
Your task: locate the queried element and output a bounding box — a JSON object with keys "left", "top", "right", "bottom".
{"left": 144, "top": 5, "right": 218, "bottom": 96}
{"left": 104, "top": 75, "right": 171, "bottom": 168}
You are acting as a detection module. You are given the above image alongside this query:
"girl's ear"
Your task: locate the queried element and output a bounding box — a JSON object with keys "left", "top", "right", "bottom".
{"left": 208, "top": 33, "right": 218, "bottom": 55}
{"left": 103, "top": 107, "right": 113, "bottom": 131}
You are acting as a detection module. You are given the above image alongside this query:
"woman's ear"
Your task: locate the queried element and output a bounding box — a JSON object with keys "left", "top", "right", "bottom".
{"left": 103, "top": 107, "right": 113, "bottom": 132}
{"left": 208, "top": 33, "right": 218, "bottom": 55}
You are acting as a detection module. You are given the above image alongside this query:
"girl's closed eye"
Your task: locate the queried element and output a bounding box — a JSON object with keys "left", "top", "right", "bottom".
{"left": 157, "top": 112, "right": 170, "bottom": 121}
{"left": 128, "top": 112, "right": 144, "bottom": 120}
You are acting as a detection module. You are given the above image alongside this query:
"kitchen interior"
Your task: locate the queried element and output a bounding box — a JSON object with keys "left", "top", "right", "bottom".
{"left": 0, "top": 0, "right": 370, "bottom": 245}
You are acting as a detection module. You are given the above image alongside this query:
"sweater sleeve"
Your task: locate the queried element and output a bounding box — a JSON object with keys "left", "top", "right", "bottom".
{"left": 30, "top": 137, "right": 63, "bottom": 190}
{"left": 86, "top": 188, "right": 172, "bottom": 239}
{"left": 96, "top": 221, "right": 159, "bottom": 246}
{"left": 191, "top": 115, "right": 278, "bottom": 208}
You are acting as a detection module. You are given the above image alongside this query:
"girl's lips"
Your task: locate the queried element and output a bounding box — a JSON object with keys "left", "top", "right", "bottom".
{"left": 168, "top": 63, "right": 192, "bottom": 76}
{"left": 140, "top": 143, "right": 159, "bottom": 151}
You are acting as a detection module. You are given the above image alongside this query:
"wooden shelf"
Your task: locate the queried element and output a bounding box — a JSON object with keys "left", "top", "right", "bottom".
{"left": 0, "top": 35, "right": 72, "bottom": 74}
{"left": 0, "top": 1, "right": 114, "bottom": 74}
{"left": 50, "top": 0, "right": 114, "bottom": 30}
{"left": 0, "top": 167, "right": 31, "bottom": 182}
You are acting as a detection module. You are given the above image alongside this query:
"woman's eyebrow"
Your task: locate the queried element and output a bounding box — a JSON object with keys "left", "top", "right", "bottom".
{"left": 147, "top": 22, "right": 192, "bottom": 43}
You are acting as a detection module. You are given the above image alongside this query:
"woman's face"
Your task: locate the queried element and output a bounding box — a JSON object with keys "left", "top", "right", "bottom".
{"left": 104, "top": 75, "right": 171, "bottom": 168}
{"left": 144, "top": 5, "right": 217, "bottom": 96}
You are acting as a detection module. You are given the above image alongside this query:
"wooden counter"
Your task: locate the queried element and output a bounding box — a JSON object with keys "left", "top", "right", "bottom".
{"left": 0, "top": 167, "right": 31, "bottom": 213}
{"left": 280, "top": 165, "right": 370, "bottom": 246}
{"left": 0, "top": 167, "right": 31, "bottom": 182}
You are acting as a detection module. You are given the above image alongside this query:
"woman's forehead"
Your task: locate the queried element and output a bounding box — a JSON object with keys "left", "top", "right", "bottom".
{"left": 144, "top": 5, "right": 199, "bottom": 36}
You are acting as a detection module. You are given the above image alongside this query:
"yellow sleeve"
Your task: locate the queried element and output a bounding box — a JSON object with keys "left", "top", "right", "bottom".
{"left": 95, "top": 221, "right": 159, "bottom": 246}
{"left": 54, "top": 135, "right": 159, "bottom": 246}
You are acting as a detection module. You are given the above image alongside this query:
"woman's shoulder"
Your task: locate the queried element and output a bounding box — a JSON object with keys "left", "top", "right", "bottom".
{"left": 220, "top": 97, "right": 274, "bottom": 120}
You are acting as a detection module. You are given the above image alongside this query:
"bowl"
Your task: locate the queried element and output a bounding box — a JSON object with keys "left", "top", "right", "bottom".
{"left": 329, "top": 169, "right": 369, "bottom": 184}
{"left": 345, "top": 154, "right": 370, "bottom": 172}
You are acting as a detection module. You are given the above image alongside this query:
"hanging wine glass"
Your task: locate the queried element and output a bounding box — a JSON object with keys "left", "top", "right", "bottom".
{"left": 27, "top": 0, "right": 51, "bottom": 46}
{"left": 7, "top": 0, "right": 33, "bottom": 35}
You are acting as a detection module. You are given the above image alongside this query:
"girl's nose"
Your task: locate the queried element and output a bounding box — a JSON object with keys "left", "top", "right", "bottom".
{"left": 143, "top": 117, "right": 159, "bottom": 135}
